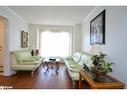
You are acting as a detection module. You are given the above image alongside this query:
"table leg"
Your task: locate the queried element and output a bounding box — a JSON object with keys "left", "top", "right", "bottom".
{"left": 55, "top": 62, "right": 59, "bottom": 72}
{"left": 44, "top": 62, "right": 49, "bottom": 75}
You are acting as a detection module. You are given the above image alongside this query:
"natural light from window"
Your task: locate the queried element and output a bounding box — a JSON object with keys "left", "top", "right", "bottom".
{"left": 40, "top": 31, "right": 70, "bottom": 57}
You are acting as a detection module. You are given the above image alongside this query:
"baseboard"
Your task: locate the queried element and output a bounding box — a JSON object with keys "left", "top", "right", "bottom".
{"left": 3, "top": 70, "right": 16, "bottom": 76}
{"left": 0, "top": 72, "right": 3, "bottom": 75}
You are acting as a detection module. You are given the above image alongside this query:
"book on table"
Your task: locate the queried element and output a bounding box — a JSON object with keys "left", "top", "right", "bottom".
{"left": 49, "top": 57, "right": 56, "bottom": 61}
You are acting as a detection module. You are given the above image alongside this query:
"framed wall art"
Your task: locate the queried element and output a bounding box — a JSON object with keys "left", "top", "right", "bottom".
{"left": 90, "top": 10, "right": 105, "bottom": 45}
{"left": 21, "top": 31, "right": 28, "bottom": 47}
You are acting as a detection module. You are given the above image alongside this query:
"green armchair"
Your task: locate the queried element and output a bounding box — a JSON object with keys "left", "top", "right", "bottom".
{"left": 10, "top": 50, "right": 42, "bottom": 75}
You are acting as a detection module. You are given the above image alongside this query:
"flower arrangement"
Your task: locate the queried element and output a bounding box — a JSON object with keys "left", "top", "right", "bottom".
{"left": 91, "top": 53, "right": 113, "bottom": 76}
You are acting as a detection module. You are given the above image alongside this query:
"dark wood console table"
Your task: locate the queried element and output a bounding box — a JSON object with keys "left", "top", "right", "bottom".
{"left": 79, "top": 69, "right": 125, "bottom": 89}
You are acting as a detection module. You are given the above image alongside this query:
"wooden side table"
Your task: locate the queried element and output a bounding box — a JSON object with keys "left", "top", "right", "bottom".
{"left": 79, "top": 69, "right": 125, "bottom": 89}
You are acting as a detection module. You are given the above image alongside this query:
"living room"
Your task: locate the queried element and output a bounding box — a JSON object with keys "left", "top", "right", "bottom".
{"left": 0, "top": 5, "right": 127, "bottom": 90}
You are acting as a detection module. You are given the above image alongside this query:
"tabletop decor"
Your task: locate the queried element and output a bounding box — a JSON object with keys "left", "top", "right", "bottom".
{"left": 91, "top": 53, "right": 113, "bottom": 77}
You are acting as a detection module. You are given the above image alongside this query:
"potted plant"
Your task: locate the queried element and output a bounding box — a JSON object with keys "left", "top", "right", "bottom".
{"left": 91, "top": 53, "right": 113, "bottom": 77}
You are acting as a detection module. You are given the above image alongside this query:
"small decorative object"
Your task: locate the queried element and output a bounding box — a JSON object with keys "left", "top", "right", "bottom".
{"left": 35, "top": 49, "right": 39, "bottom": 56}
{"left": 49, "top": 57, "right": 56, "bottom": 61}
{"left": 31, "top": 50, "right": 34, "bottom": 56}
{"left": 90, "top": 10, "right": 105, "bottom": 45}
{"left": 21, "top": 31, "right": 28, "bottom": 47}
{"left": 91, "top": 53, "right": 113, "bottom": 77}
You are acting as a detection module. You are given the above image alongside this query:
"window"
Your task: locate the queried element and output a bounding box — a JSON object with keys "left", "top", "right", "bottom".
{"left": 40, "top": 31, "right": 70, "bottom": 57}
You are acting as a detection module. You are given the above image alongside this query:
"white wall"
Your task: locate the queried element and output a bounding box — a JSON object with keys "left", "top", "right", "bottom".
{"left": 29, "top": 24, "right": 38, "bottom": 49}
{"left": 0, "top": 7, "right": 29, "bottom": 76}
{"left": 72, "top": 23, "right": 81, "bottom": 53}
{"left": 81, "top": 6, "right": 127, "bottom": 88}
{"left": 0, "top": 7, "right": 29, "bottom": 51}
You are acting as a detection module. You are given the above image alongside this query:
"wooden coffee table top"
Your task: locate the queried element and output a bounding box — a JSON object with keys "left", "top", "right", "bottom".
{"left": 79, "top": 69, "right": 125, "bottom": 89}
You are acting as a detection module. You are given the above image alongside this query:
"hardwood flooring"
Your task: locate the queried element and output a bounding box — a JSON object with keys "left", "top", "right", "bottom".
{"left": 0, "top": 64, "right": 76, "bottom": 89}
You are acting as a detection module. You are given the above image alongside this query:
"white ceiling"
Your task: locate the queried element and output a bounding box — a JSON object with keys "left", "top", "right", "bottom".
{"left": 9, "top": 6, "right": 95, "bottom": 25}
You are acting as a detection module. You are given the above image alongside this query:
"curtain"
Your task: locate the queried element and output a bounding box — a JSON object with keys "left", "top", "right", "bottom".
{"left": 38, "top": 25, "right": 73, "bottom": 57}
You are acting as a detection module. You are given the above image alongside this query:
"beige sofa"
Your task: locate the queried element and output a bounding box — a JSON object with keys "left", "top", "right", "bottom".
{"left": 65, "top": 52, "right": 94, "bottom": 81}
{"left": 10, "top": 50, "right": 42, "bottom": 75}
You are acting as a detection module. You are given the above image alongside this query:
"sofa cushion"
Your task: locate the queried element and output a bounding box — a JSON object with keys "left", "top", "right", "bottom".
{"left": 18, "top": 56, "right": 41, "bottom": 65}
{"left": 78, "top": 52, "right": 94, "bottom": 69}
{"left": 22, "top": 59, "right": 33, "bottom": 62}
{"left": 72, "top": 52, "right": 82, "bottom": 63}
{"left": 32, "top": 56, "right": 40, "bottom": 61}
{"left": 67, "top": 69, "right": 79, "bottom": 80}
{"left": 12, "top": 50, "right": 32, "bottom": 62}
{"left": 65, "top": 59, "right": 82, "bottom": 72}
{"left": 18, "top": 60, "right": 40, "bottom": 65}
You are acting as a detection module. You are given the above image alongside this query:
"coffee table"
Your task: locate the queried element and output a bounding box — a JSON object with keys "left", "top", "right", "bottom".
{"left": 79, "top": 69, "right": 125, "bottom": 89}
{"left": 43, "top": 58, "right": 60, "bottom": 74}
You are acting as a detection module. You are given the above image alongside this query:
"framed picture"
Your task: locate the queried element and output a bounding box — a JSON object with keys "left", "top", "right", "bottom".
{"left": 21, "top": 31, "right": 28, "bottom": 47}
{"left": 90, "top": 10, "right": 105, "bottom": 45}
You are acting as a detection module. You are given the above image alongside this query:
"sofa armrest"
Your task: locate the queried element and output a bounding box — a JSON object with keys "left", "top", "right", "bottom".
{"left": 65, "top": 57, "right": 73, "bottom": 60}
{"left": 11, "top": 54, "right": 17, "bottom": 66}
{"left": 70, "top": 64, "right": 82, "bottom": 69}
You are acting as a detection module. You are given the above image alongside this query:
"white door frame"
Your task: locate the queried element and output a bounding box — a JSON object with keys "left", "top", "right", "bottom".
{"left": 0, "top": 16, "right": 11, "bottom": 76}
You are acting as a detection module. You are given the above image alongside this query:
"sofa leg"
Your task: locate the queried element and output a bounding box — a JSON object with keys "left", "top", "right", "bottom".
{"left": 31, "top": 68, "right": 38, "bottom": 76}
{"left": 31, "top": 70, "right": 35, "bottom": 76}
{"left": 31, "top": 65, "right": 41, "bottom": 76}
{"left": 72, "top": 80, "right": 79, "bottom": 88}
{"left": 72, "top": 80, "right": 76, "bottom": 88}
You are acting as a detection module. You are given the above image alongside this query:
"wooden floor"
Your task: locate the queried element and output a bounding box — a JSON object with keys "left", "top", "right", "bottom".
{"left": 0, "top": 64, "right": 76, "bottom": 89}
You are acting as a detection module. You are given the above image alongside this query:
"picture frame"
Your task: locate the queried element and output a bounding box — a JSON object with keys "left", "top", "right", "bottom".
{"left": 90, "top": 10, "right": 105, "bottom": 45}
{"left": 21, "top": 31, "right": 28, "bottom": 47}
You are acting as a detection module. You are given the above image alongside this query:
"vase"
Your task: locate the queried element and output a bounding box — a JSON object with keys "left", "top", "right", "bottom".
{"left": 94, "top": 69, "right": 105, "bottom": 78}
{"left": 35, "top": 49, "right": 39, "bottom": 56}
{"left": 31, "top": 50, "right": 34, "bottom": 56}
{"left": 93, "top": 60, "right": 98, "bottom": 66}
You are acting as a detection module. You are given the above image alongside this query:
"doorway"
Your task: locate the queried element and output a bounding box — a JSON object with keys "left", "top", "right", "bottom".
{"left": 0, "top": 16, "right": 6, "bottom": 75}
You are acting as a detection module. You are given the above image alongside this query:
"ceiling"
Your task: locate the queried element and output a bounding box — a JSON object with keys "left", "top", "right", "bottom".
{"left": 9, "top": 6, "right": 95, "bottom": 25}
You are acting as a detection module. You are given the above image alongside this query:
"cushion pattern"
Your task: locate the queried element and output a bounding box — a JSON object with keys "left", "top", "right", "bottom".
{"left": 72, "top": 52, "right": 82, "bottom": 63}
{"left": 78, "top": 52, "right": 94, "bottom": 69}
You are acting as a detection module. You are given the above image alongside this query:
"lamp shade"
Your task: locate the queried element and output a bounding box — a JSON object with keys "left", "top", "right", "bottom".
{"left": 89, "top": 44, "right": 102, "bottom": 55}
